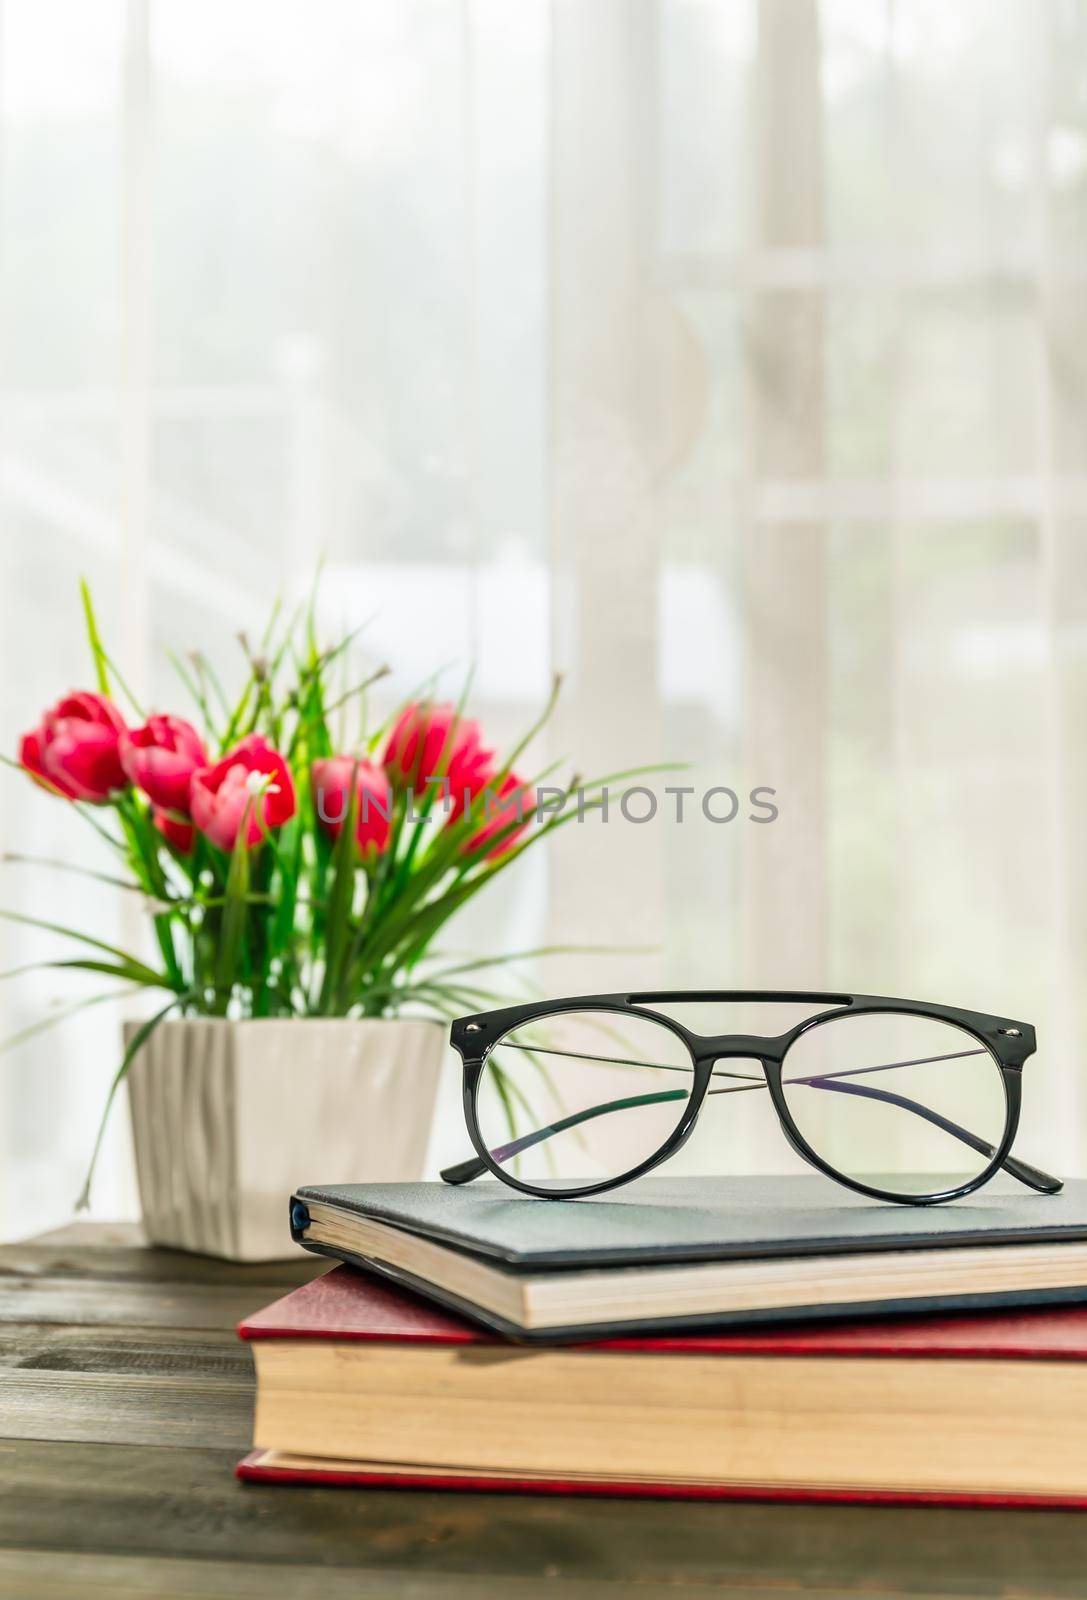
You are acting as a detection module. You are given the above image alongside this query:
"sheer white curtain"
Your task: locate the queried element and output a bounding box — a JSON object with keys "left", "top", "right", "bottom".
{"left": 1, "top": 0, "right": 1085, "bottom": 1236}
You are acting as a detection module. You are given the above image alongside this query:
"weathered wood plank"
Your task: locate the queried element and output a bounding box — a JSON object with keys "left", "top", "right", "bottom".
{"left": 18, "top": 1222, "right": 147, "bottom": 1248}
{"left": 0, "top": 1234, "right": 326, "bottom": 1290}
{"left": 0, "top": 1315, "right": 255, "bottom": 1448}
{"left": 0, "top": 1367, "right": 252, "bottom": 1449}
{"left": 0, "top": 1549, "right": 752, "bottom": 1600}
{"left": 2, "top": 1439, "right": 1087, "bottom": 1595}
{"left": 0, "top": 1320, "right": 248, "bottom": 1377}
{"left": 0, "top": 1274, "right": 291, "bottom": 1331}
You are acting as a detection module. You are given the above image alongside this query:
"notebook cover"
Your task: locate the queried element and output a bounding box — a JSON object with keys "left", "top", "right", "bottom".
{"left": 235, "top": 1449, "right": 1087, "bottom": 1509}
{"left": 291, "top": 1175, "right": 1087, "bottom": 1269}
{"left": 238, "top": 1260, "right": 1087, "bottom": 1361}
{"left": 288, "top": 1175, "right": 1087, "bottom": 1338}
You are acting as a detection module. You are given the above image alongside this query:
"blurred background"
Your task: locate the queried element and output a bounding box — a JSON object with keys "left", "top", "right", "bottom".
{"left": 3, "top": 0, "right": 1087, "bottom": 1234}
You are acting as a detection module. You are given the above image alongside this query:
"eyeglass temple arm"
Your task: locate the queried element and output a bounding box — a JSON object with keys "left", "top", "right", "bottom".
{"left": 441, "top": 1089, "right": 688, "bottom": 1185}
{"left": 440, "top": 1075, "right": 1061, "bottom": 1193}
{"left": 804, "top": 1077, "right": 1061, "bottom": 1194}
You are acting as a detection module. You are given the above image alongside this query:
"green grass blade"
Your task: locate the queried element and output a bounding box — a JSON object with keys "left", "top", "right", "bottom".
{"left": 0, "top": 908, "right": 179, "bottom": 989}
{"left": 0, "top": 956, "right": 178, "bottom": 988}
{"left": 320, "top": 774, "right": 361, "bottom": 1013}
{"left": 75, "top": 992, "right": 188, "bottom": 1210}
{"left": 2, "top": 853, "right": 146, "bottom": 895}
{"left": 212, "top": 829, "right": 251, "bottom": 1014}
{"left": 0, "top": 986, "right": 139, "bottom": 1056}
{"left": 424, "top": 944, "right": 651, "bottom": 983}
{"left": 80, "top": 578, "right": 112, "bottom": 697}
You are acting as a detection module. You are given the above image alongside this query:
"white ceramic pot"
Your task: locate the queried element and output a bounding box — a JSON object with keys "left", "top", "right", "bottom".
{"left": 125, "top": 1016, "right": 446, "bottom": 1261}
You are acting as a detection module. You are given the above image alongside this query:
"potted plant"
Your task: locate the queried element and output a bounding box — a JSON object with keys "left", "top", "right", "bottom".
{"left": 4, "top": 584, "right": 618, "bottom": 1259}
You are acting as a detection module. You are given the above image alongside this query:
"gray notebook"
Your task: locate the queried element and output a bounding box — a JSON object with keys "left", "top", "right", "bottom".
{"left": 289, "top": 1175, "right": 1087, "bottom": 1340}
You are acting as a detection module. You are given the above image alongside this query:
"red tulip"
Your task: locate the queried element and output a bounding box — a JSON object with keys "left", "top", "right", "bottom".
{"left": 18, "top": 691, "right": 128, "bottom": 803}
{"left": 383, "top": 702, "right": 493, "bottom": 809}
{"left": 153, "top": 808, "right": 195, "bottom": 854}
{"left": 444, "top": 748, "right": 499, "bottom": 825}
{"left": 462, "top": 772, "right": 535, "bottom": 860}
{"left": 312, "top": 756, "right": 392, "bottom": 862}
{"left": 120, "top": 714, "right": 207, "bottom": 814}
{"left": 190, "top": 734, "right": 296, "bottom": 852}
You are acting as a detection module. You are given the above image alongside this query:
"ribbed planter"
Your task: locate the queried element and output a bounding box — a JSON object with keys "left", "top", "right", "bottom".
{"left": 125, "top": 1017, "right": 445, "bottom": 1261}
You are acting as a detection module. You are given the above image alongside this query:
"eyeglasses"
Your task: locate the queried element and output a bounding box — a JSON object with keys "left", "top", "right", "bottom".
{"left": 440, "top": 991, "right": 1062, "bottom": 1205}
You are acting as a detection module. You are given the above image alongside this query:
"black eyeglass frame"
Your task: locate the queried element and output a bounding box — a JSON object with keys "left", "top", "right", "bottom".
{"left": 443, "top": 990, "right": 1061, "bottom": 1206}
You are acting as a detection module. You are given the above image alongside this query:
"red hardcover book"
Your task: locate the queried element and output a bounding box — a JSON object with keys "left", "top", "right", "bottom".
{"left": 237, "top": 1265, "right": 1087, "bottom": 1508}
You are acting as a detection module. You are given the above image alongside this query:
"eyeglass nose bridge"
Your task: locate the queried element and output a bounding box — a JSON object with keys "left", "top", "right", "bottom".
{"left": 696, "top": 1032, "right": 787, "bottom": 1066}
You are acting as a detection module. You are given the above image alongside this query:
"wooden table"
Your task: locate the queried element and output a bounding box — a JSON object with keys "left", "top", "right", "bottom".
{"left": 1, "top": 1225, "right": 1086, "bottom": 1599}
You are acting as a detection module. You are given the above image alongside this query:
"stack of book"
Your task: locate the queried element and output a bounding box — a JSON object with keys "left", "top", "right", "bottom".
{"left": 237, "top": 1175, "right": 1087, "bottom": 1506}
